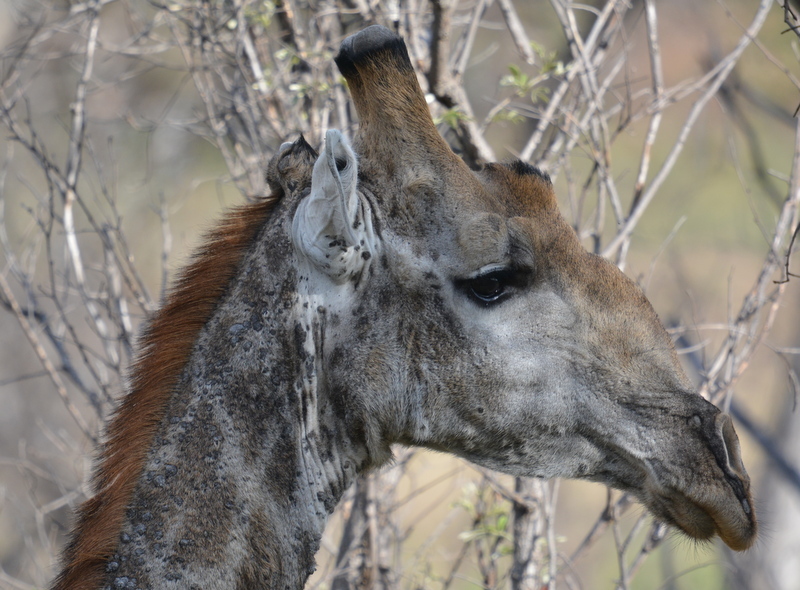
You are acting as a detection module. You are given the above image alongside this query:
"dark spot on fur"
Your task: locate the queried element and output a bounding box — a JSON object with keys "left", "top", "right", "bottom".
{"left": 504, "top": 160, "right": 551, "bottom": 185}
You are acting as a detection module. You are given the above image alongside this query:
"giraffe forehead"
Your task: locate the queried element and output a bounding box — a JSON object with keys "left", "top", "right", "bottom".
{"left": 444, "top": 165, "right": 574, "bottom": 271}
{"left": 455, "top": 212, "right": 509, "bottom": 268}
{"left": 476, "top": 162, "right": 558, "bottom": 217}
{"left": 387, "top": 172, "right": 570, "bottom": 278}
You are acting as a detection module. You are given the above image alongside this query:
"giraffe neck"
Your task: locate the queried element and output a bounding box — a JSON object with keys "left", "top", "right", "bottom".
{"left": 101, "top": 222, "right": 369, "bottom": 590}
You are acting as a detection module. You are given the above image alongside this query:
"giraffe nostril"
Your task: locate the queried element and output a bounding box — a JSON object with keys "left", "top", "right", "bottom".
{"left": 715, "top": 412, "right": 746, "bottom": 479}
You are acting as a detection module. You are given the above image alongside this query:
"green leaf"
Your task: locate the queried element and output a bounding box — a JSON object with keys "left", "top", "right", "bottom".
{"left": 436, "top": 108, "right": 470, "bottom": 129}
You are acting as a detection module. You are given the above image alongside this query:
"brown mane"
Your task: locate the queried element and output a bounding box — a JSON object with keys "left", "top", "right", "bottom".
{"left": 52, "top": 196, "right": 279, "bottom": 590}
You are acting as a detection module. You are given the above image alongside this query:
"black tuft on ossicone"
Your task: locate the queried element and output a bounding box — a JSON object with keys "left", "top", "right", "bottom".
{"left": 504, "top": 160, "right": 552, "bottom": 186}
{"left": 290, "top": 134, "right": 318, "bottom": 158}
{"left": 335, "top": 25, "right": 414, "bottom": 79}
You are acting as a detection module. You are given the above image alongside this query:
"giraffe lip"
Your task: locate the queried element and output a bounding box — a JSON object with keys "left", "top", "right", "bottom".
{"left": 633, "top": 411, "right": 757, "bottom": 551}
{"left": 712, "top": 496, "right": 757, "bottom": 551}
{"left": 641, "top": 426, "right": 757, "bottom": 551}
{"left": 645, "top": 483, "right": 756, "bottom": 551}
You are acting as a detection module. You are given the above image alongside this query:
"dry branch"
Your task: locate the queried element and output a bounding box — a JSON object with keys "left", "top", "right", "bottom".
{"left": 0, "top": 1, "right": 798, "bottom": 588}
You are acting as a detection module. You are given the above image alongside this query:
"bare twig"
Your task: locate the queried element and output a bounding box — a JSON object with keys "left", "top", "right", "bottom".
{"left": 521, "top": 0, "right": 621, "bottom": 163}
{"left": 627, "top": 0, "right": 665, "bottom": 237}
{"left": 2, "top": 2, "right": 800, "bottom": 588}
{"left": 602, "top": 0, "right": 773, "bottom": 258}
{"left": 0, "top": 271, "right": 94, "bottom": 441}
{"left": 775, "top": 222, "right": 800, "bottom": 284}
{"left": 510, "top": 477, "right": 546, "bottom": 590}
{"left": 497, "top": 0, "right": 535, "bottom": 65}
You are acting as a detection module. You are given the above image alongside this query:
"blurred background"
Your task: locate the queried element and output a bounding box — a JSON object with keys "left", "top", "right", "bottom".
{"left": 0, "top": 0, "right": 798, "bottom": 588}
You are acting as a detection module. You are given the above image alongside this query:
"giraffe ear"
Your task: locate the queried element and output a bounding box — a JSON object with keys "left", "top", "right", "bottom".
{"left": 291, "top": 130, "right": 374, "bottom": 283}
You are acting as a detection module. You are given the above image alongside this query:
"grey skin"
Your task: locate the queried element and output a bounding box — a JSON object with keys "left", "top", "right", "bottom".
{"left": 54, "top": 25, "right": 755, "bottom": 590}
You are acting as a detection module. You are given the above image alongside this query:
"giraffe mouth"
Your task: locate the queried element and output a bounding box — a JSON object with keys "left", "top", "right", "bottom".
{"left": 644, "top": 480, "right": 756, "bottom": 550}
{"left": 642, "top": 413, "right": 756, "bottom": 551}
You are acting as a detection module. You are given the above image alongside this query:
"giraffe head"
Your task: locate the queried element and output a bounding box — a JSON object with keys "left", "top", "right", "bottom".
{"left": 289, "top": 26, "right": 756, "bottom": 551}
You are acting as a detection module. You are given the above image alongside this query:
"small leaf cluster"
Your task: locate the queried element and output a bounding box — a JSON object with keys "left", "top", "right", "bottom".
{"left": 496, "top": 40, "right": 567, "bottom": 121}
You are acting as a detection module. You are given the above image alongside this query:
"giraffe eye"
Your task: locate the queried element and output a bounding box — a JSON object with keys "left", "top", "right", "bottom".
{"left": 469, "top": 274, "right": 504, "bottom": 303}
{"left": 458, "top": 268, "right": 519, "bottom": 306}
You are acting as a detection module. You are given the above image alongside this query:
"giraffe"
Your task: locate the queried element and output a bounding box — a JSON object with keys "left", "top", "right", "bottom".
{"left": 53, "top": 25, "right": 756, "bottom": 590}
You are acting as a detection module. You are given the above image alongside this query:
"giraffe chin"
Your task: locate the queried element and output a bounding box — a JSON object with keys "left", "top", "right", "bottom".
{"left": 642, "top": 480, "right": 757, "bottom": 551}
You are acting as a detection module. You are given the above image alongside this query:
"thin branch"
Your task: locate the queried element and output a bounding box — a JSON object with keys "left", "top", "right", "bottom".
{"left": 428, "top": 0, "right": 496, "bottom": 164}
{"left": 0, "top": 271, "right": 94, "bottom": 441}
{"left": 780, "top": 0, "right": 800, "bottom": 42}
{"left": 629, "top": 0, "right": 665, "bottom": 214}
{"left": 731, "top": 401, "right": 800, "bottom": 493}
{"left": 496, "top": 0, "right": 534, "bottom": 65}
{"left": 521, "top": 0, "right": 621, "bottom": 163}
{"left": 602, "top": 0, "right": 773, "bottom": 257}
{"left": 452, "top": 0, "right": 488, "bottom": 78}
{"left": 775, "top": 218, "right": 800, "bottom": 284}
